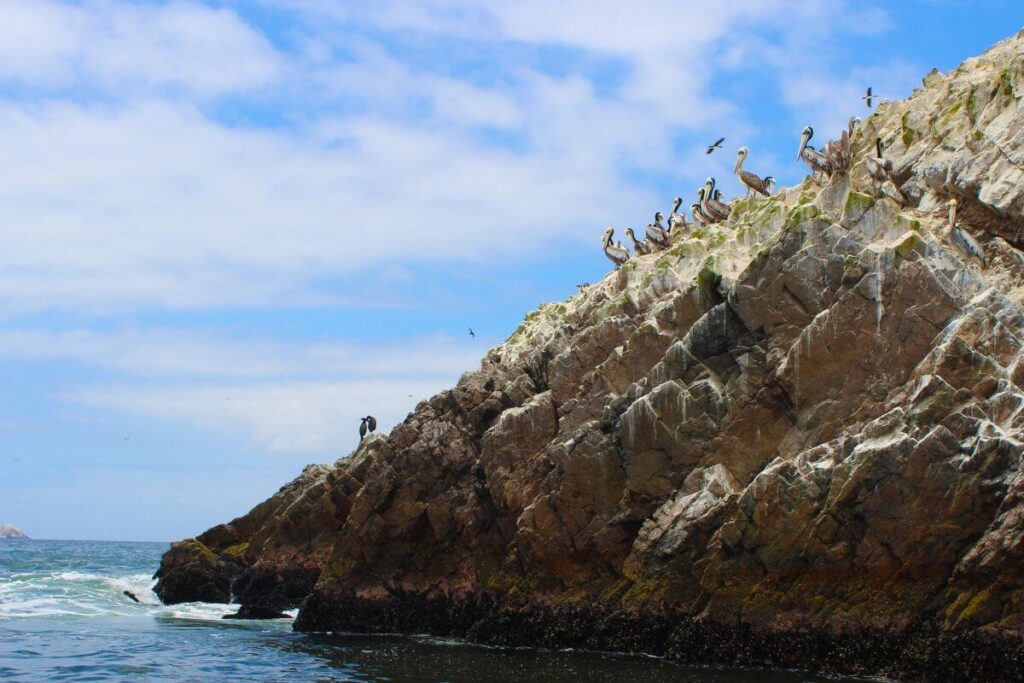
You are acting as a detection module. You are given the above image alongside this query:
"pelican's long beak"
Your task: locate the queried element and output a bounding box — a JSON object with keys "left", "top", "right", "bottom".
{"left": 797, "top": 131, "right": 811, "bottom": 160}
{"left": 733, "top": 154, "right": 741, "bottom": 174}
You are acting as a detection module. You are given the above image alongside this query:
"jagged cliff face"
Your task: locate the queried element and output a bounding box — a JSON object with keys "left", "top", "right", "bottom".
{"left": 157, "top": 31, "right": 1024, "bottom": 679}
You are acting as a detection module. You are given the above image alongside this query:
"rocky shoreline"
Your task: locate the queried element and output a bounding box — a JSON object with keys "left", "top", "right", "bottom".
{"left": 293, "top": 589, "right": 1024, "bottom": 681}
{"left": 156, "top": 30, "right": 1024, "bottom": 681}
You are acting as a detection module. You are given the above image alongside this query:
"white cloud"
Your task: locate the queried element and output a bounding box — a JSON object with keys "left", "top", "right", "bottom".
{"left": 0, "top": 0, "right": 283, "bottom": 95}
{"left": 2, "top": 326, "right": 483, "bottom": 454}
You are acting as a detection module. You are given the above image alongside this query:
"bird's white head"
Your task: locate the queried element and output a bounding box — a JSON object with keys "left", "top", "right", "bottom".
{"left": 798, "top": 126, "right": 813, "bottom": 159}
{"left": 734, "top": 146, "right": 749, "bottom": 173}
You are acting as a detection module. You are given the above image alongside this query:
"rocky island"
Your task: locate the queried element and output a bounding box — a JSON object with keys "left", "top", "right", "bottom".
{"left": 156, "top": 31, "right": 1024, "bottom": 680}
{"left": 0, "top": 524, "right": 29, "bottom": 540}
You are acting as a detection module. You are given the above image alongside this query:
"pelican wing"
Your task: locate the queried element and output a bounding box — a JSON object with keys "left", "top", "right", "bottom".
{"left": 739, "top": 169, "right": 770, "bottom": 197}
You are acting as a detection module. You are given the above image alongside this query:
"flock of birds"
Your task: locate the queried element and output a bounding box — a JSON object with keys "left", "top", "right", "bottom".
{"left": 600, "top": 86, "right": 987, "bottom": 271}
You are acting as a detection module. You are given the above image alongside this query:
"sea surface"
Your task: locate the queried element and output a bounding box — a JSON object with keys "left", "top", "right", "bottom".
{"left": 0, "top": 540, "right": 861, "bottom": 682}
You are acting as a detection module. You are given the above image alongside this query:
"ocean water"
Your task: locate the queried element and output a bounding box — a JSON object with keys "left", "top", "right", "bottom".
{"left": 0, "top": 540, "right": 854, "bottom": 682}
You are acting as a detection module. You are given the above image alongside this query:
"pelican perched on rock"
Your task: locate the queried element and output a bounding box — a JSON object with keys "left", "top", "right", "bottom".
{"left": 797, "top": 126, "right": 833, "bottom": 179}
{"left": 764, "top": 176, "right": 776, "bottom": 195}
{"left": 691, "top": 201, "right": 708, "bottom": 227}
{"left": 734, "top": 147, "right": 772, "bottom": 197}
{"left": 602, "top": 227, "right": 631, "bottom": 268}
{"left": 646, "top": 212, "right": 671, "bottom": 250}
{"left": 947, "top": 199, "right": 986, "bottom": 267}
{"left": 669, "top": 197, "right": 688, "bottom": 233}
{"left": 865, "top": 138, "right": 906, "bottom": 206}
{"left": 624, "top": 227, "right": 652, "bottom": 255}
{"left": 703, "top": 178, "right": 731, "bottom": 222}
{"left": 848, "top": 116, "right": 862, "bottom": 136}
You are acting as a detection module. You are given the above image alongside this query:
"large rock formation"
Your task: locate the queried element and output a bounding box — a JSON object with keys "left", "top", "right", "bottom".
{"left": 157, "top": 31, "right": 1024, "bottom": 679}
{"left": 0, "top": 524, "right": 29, "bottom": 540}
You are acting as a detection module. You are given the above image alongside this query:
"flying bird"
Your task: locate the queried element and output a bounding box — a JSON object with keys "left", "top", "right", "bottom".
{"left": 468, "top": 327, "right": 475, "bottom": 338}
{"left": 706, "top": 137, "right": 725, "bottom": 154}
{"left": 359, "top": 415, "right": 377, "bottom": 441}
{"left": 863, "top": 86, "right": 873, "bottom": 108}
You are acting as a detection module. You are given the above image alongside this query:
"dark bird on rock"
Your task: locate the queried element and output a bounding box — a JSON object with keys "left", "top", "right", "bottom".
{"left": 706, "top": 137, "right": 725, "bottom": 154}
{"left": 359, "top": 415, "right": 377, "bottom": 441}
{"left": 863, "top": 86, "right": 873, "bottom": 108}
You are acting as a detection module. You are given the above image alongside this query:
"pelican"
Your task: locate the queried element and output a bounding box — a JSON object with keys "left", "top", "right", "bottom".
{"left": 602, "top": 227, "right": 630, "bottom": 268}
{"left": 824, "top": 130, "right": 850, "bottom": 174}
{"left": 946, "top": 199, "right": 986, "bottom": 267}
{"left": 848, "top": 116, "right": 862, "bottom": 137}
{"left": 359, "top": 415, "right": 377, "bottom": 441}
{"left": 797, "top": 126, "right": 833, "bottom": 179}
{"left": 646, "top": 212, "right": 671, "bottom": 250}
{"left": 669, "top": 197, "right": 688, "bottom": 233}
{"left": 734, "top": 147, "right": 771, "bottom": 197}
{"left": 865, "top": 137, "right": 892, "bottom": 182}
{"left": 703, "top": 178, "right": 731, "bottom": 221}
{"left": 624, "top": 227, "right": 652, "bottom": 255}
{"left": 764, "top": 176, "right": 776, "bottom": 195}
{"left": 695, "top": 188, "right": 713, "bottom": 224}
{"left": 691, "top": 202, "right": 708, "bottom": 227}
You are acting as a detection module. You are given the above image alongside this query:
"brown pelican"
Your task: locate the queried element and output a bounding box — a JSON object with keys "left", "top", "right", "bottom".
{"left": 646, "top": 212, "right": 671, "bottom": 250}
{"left": 624, "top": 227, "right": 652, "bottom": 255}
{"left": 706, "top": 137, "right": 725, "bottom": 154}
{"left": 734, "top": 147, "right": 771, "bottom": 197}
{"left": 691, "top": 202, "right": 708, "bottom": 227}
{"left": 865, "top": 138, "right": 906, "bottom": 205}
{"left": 694, "top": 188, "right": 713, "bottom": 224}
{"left": 825, "top": 130, "right": 850, "bottom": 174}
{"left": 359, "top": 415, "right": 377, "bottom": 441}
{"left": 669, "top": 197, "right": 688, "bottom": 233}
{"left": 703, "top": 178, "right": 731, "bottom": 221}
{"left": 797, "top": 126, "right": 833, "bottom": 179}
{"left": 862, "top": 86, "right": 873, "bottom": 109}
{"left": 764, "top": 176, "right": 776, "bottom": 195}
{"left": 602, "top": 227, "right": 631, "bottom": 268}
{"left": 848, "top": 116, "right": 862, "bottom": 136}
{"left": 946, "top": 199, "right": 986, "bottom": 267}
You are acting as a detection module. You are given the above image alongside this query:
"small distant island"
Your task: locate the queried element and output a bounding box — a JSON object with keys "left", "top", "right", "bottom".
{"left": 0, "top": 524, "right": 29, "bottom": 540}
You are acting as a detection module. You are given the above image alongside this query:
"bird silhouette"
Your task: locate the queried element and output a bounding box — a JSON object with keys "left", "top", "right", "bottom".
{"left": 468, "top": 327, "right": 475, "bottom": 338}
{"left": 706, "top": 137, "right": 725, "bottom": 154}
{"left": 863, "top": 86, "right": 873, "bottom": 108}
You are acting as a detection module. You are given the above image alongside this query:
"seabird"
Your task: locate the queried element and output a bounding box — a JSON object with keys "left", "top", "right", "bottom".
{"left": 624, "top": 227, "right": 652, "bottom": 255}
{"left": 946, "top": 199, "right": 986, "bottom": 267}
{"left": 865, "top": 138, "right": 906, "bottom": 205}
{"left": 763, "top": 176, "right": 776, "bottom": 195}
{"left": 706, "top": 137, "right": 725, "bottom": 154}
{"left": 797, "top": 126, "right": 834, "bottom": 179}
{"left": 359, "top": 415, "right": 377, "bottom": 441}
{"left": 703, "top": 178, "right": 731, "bottom": 222}
{"left": 690, "top": 202, "right": 708, "bottom": 227}
{"left": 468, "top": 327, "right": 475, "bottom": 338}
{"left": 734, "top": 147, "right": 772, "bottom": 197}
{"left": 602, "top": 227, "right": 630, "bottom": 269}
{"left": 668, "top": 197, "right": 688, "bottom": 233}
{"left": 848, "top": 116, "right": 862, "bottom": 138}
{"left": 646, "top": 212, "right": 671, "bottom": 250}
{"left": 862, "top": 86, "right": 873, "bottom": 108}
{"left": 576, "top": 282, "right": 590, "bottom": 290}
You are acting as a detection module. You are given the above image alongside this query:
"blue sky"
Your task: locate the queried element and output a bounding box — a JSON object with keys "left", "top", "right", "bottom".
{"left": 1, "top": 0, "right": 1021, "bottom": 541}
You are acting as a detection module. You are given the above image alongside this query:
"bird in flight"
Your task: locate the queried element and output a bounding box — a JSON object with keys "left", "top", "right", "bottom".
{"left": 706, "top": 137, "right": 725, "bottom": 154}
{"left": 863, "top": 87, "right": 873, "bottom": 108}
{"left": 468, "top": 327, "right": 475, "bottom": 338}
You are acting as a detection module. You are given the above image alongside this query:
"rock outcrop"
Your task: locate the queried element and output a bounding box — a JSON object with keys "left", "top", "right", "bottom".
{"left": 157, "top": 30, "right": 1024, "bottom": 680}
{"left": 0, "top": 524, "right": 29, "bottom": 540}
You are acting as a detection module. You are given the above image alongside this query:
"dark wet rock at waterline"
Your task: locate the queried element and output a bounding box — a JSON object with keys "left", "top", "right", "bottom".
{"left": 157, "top": 29, "right": 1024, "bottom": 680}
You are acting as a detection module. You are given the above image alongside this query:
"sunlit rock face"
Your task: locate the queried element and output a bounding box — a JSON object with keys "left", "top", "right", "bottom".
{"left": 158, "top": 30, "right": 1024, "bottom": 679}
